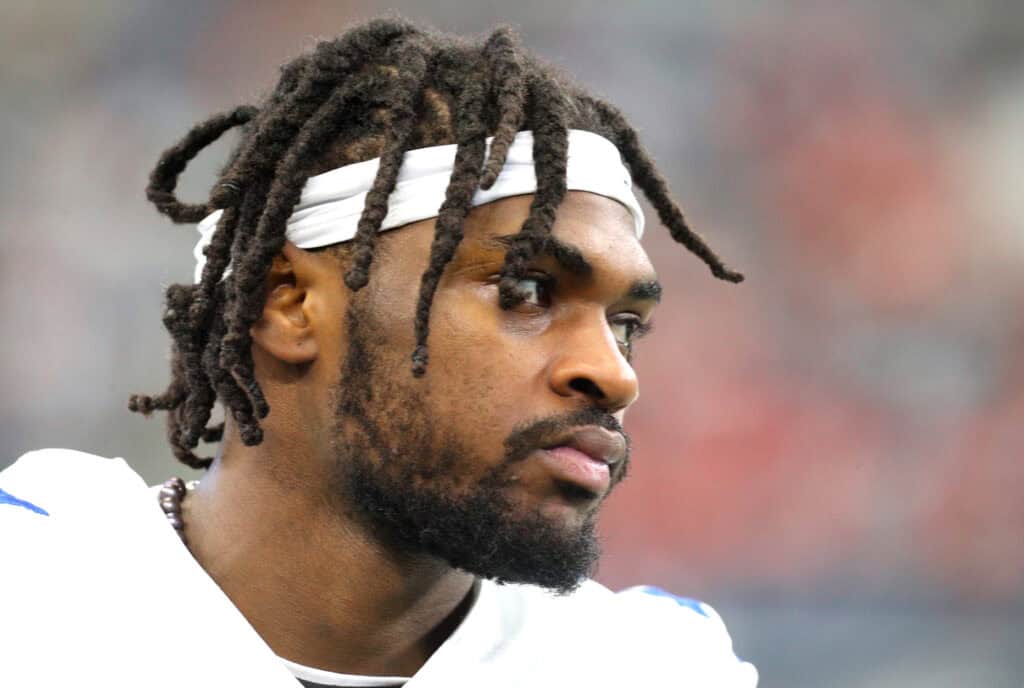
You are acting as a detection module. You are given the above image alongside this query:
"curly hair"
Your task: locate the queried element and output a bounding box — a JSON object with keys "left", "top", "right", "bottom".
{"left": 129, "top": 17, "right": 743, "bottom": 470}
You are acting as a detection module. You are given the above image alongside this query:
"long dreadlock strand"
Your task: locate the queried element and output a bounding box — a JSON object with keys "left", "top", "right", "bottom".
{"left": 408, "top": 139, "right": 487, "bottom": 377}
{"left": 586, "top": 97, "right": 744, "bottom": 283}
{"left": 479, "top": 26, "right": 526, "bottom": 190}
{"left": 146, "top": 106, "right": 257, "bottom": 224}
{"left": 211, "top": 32, "right": 432, "bottom": 414}
{"left": 344, "top": 35, "right": 435, "bottom": 291}
{"left": 202, "top": 185, "right": 274, "bottom": 446}
{"left": 201, "top": 281, "right": 255, "bottom": 452}
{"left": 159, "top": 285, "right": 216, "bottom": 468}
{"left": 214, "top": 71, "right": 392, "bottom": 446}
{"left": 498, "top": 71, "right": 569, "bottom": 309}
{"left": 189, "top": 206, "right": 240, "bottom": 322}
{"left": 178, "top": 207, "right": 248, "bottom": 450}
{"left": 211, "top": 27, "right": 418, "bottom": 285}
{"left": 128, "top": 285, "right": 193, "bottom": 414}
{"left": 409, "top": 53, "right": 490, "bottom": 376}
{"left": 182, "top": 202, "right": 244, "bottom": 453}
{"left": 224, "top": 20, "right": 418, "bottom": 195}
{"left": 160, "top": 346, "right": 212, "bottom": 469}
{"left": 137, "top": 107, "right": 256, "bottom": 459}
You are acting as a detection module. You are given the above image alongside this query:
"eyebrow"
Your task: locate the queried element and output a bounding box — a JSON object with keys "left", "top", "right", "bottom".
{"left": 628, "top": 279, "right": 662, "bottom": 303}
{"left": 484, "top": 234, "right": 660, "bottom": 302}
{"left": 487, "top": 234, "right": 593, "bottom": 276}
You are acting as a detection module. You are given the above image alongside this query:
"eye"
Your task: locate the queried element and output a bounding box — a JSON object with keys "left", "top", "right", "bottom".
{"left": 609, "top": 315, "right": 654, "bottom": 357}
{"left": 514, "top": 274, "right": 554, "bottom": 308}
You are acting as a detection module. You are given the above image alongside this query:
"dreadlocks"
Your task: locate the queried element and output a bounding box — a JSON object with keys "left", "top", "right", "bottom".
{"left": 129, "top": 18, "right": 743, "bottom": 470}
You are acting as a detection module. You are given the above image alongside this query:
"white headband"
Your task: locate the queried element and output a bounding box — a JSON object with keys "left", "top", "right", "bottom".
{"left": 193, "top": 129, "right": 645, "bottom": 283}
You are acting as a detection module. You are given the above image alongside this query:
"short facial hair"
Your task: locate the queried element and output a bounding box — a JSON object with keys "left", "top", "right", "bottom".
{"left": 328, "top": 303, "right": 630, "bottom": 594}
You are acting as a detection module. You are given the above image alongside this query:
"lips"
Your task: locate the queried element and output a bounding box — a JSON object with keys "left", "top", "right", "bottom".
{"left": 538, "top": 426, "right": 628, "bottom": 497}
{"left": 546, "top": 426, "right": 627, "bottom": 467}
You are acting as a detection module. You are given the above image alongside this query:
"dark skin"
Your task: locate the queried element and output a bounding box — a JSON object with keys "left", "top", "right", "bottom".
{"left": 183, "top": 191, "right": 660, "bottom": 676}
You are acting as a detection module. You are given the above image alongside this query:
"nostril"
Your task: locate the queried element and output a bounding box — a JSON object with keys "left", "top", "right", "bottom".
{"left": 569, "top": 377, "right": 605, "bottom": 399}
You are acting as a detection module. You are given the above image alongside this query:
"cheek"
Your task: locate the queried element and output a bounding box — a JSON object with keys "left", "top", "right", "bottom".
{"left": 422, "top": 294, "right": 546, "bottom": 454}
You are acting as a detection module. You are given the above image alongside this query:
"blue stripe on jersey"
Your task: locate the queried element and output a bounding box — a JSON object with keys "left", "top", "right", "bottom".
{"left": 0, "top": 487, "right": 49, "bottom": 516}
{"left": 635, "top": 585, "right": 709, "bottom": 617}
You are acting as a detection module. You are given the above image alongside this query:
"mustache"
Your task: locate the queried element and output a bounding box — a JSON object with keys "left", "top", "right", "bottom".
{"left": 502, "top": 407, "right": 630, "bottom": 466}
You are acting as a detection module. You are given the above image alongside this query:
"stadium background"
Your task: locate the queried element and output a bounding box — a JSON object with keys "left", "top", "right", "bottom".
{"left": 1, "top": 1, "right": 1021, "bottom": 685}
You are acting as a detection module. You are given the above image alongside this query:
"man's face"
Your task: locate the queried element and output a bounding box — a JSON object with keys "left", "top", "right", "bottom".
{"left": 323, "top": 191, "right": 659, "bottom": 593}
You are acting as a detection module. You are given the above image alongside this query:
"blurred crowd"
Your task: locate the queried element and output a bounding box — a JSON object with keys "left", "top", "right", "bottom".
{"left": 601, "top": 3, "right": 1024, "bottom": 605}
{"left": 1, "top": 1, "right": 1021, "bottom": 684}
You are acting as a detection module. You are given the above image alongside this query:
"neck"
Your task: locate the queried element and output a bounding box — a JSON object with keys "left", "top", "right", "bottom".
{"left": 182, "top": 431, "right": 476, "bottom": 677}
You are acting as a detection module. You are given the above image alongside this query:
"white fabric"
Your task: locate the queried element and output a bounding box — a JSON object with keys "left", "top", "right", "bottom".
{"left": 279, "top": 655, "right": 409, "bottom": 687}
{"left": 193, "top": 129, "right": 646, "bottom": 283}
{"left": 0, "top": 450, "right": 758, "bottom": 688}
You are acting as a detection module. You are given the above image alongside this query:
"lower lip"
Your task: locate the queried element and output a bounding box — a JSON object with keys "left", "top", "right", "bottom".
{"left": 538, "top": 446, "right": 611, "bottom": 496}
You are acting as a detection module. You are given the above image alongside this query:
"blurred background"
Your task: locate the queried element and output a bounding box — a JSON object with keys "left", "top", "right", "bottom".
{"left": 1, "top": 1, "right": 1021, "bottom": 685}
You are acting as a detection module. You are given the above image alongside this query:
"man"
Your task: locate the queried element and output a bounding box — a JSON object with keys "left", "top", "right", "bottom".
{"left": 0, "top": 18, "right": 757, "bottom": 687}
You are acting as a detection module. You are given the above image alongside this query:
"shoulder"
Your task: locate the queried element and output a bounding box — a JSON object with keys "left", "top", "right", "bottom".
{"left": 1, "top": 447, "right": 146, "bottom": 518}
{"left": 0, "top": 450, "right": 294, "bottom": 687}
{"left": 0, "top": 448, "right": 152, "bottom": 542}
{"left": 484, "top": 579, "right": 758, "bottom": 686}
{"left": 0, "top": 447, "right": 153, "bottom": 603}
{"left": 0, "top": 446, "right": 174, "bottom": 602}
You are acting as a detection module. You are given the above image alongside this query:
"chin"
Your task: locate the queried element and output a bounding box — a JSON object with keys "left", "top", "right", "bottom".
{"left": 531, "top": 495, "right": 598, "bottom": 531}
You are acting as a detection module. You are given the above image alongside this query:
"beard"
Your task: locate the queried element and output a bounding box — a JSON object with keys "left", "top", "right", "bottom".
{"left": 327, "top": 304, "right": 630, "bottom": 594}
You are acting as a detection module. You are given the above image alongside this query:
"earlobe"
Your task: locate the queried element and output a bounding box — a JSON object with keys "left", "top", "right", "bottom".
{"left": 250, "top": 253, "right": 319, "bottom": 365}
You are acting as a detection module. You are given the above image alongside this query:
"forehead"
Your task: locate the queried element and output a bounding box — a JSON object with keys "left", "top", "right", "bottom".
{"left": 458, "top": 191, "right": 655, "bottom": 277}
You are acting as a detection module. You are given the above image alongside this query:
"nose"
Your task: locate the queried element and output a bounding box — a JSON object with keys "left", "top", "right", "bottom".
{"left": 546, "top": 314, "right": 640, "bottom": 412}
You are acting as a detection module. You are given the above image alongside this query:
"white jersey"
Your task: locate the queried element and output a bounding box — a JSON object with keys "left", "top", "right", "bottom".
{"left": 0, "top": 449, "right": 758, "bottom": 687}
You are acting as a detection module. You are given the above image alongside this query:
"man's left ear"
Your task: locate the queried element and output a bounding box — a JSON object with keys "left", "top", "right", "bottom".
{"left": 250, "top": 246, "right": 319, "bottom": 365}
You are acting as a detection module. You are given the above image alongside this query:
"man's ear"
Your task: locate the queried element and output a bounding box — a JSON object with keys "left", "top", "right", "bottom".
{"left": 250, "top": 245, "right": 318, "bottom": 365}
